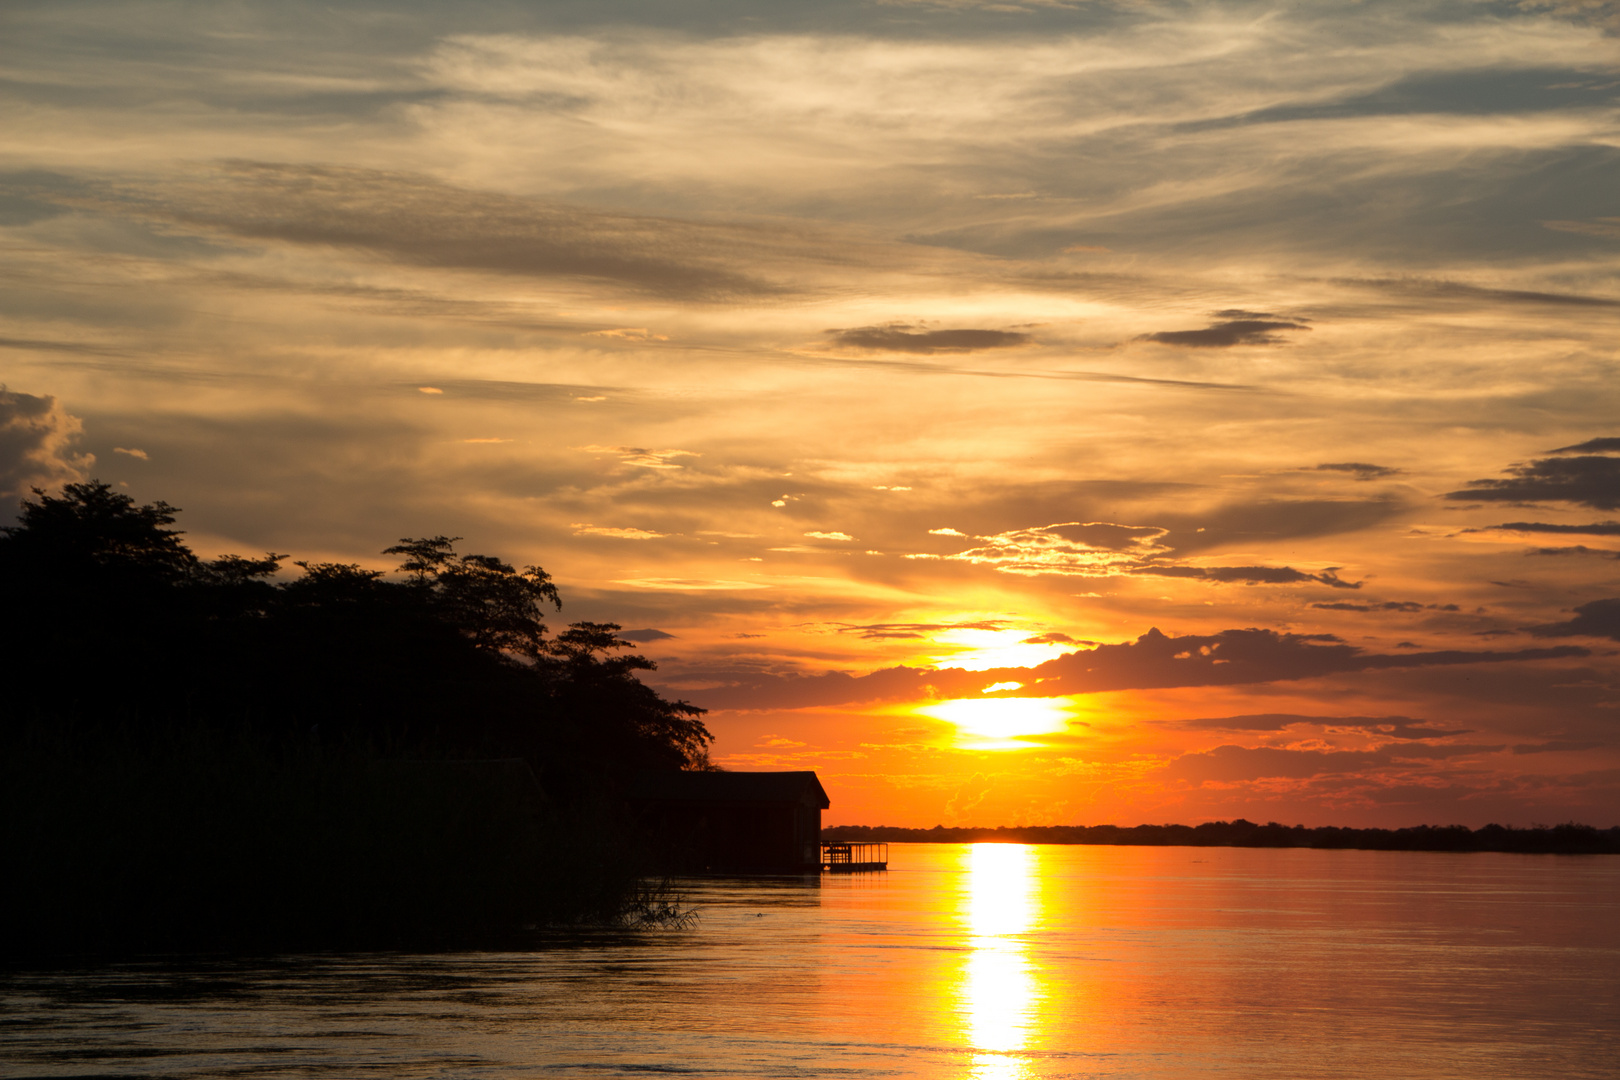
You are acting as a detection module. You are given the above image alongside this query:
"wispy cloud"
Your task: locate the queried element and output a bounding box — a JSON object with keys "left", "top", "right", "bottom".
{"left": 905, "top": 520, "right": 1356, "bottom": 587}
{"left": 572, "top": 523, "right": 668, "bottom": 540}
{"left": 825, "top": 324, "right": 1031, "bottom": 354}
{"left": 577, "top": 445, "right": 700, "bottom": 469}
{"left": 1138, "top": 311, "right": 1311, "bottom": 348}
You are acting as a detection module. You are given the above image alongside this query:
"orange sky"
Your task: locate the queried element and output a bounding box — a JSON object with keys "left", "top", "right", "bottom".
{"left": 3, "top": 0, "right": 1619, "bottom": 827}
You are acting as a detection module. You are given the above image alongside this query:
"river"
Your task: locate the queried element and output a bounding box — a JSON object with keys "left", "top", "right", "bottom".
{"left": 4, "top": 843, "right": 1617, "bottom": 1078}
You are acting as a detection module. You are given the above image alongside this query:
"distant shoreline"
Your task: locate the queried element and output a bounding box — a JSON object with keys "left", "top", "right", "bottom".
{"left": 823, "top": 821, "right": 1620, "bottom": 854}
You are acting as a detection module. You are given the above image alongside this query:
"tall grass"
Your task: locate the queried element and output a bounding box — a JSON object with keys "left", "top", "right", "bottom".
{"left": 0, "top": 724, "right": 670, "bottom": 957}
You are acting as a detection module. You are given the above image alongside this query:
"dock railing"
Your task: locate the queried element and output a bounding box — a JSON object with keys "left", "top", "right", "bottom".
{"left": 820, "top": 841, "right": 888, "bottom": 872}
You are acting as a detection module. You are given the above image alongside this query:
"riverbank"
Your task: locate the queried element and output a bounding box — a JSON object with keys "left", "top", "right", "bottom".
{"left": 823, "top": 820, "right": 1620, "bottom": 853}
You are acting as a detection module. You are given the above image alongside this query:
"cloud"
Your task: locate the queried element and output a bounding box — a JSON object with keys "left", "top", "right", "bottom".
{"left": 825, "top": 324, "right": 1032, "bottom": 354}
{"left": 1311, "top": 600, "right": 1459, "bottom": 612}
{"left": 836, "top": 619, "right": 1010, "bottom": 640}
{"left": 1168, "top": 714, "right": 1472, "bottom": 740}
{"left": 577, "top": 445, "right": 699, "bottom": 469}
{"left": 1024, "top": 627, "right": 1588, "bottom": 696}
{"left": 911, "top": 520, "right": 1357, "bottom": 586}
{"left": 585, "top": 327, "right": 668, "bottom": 341}
{"left": 1517, "top": 1, "right": 1620, "bottom": 33}
{"left": 612, "top": 577, "right": 769, "bottom": 591}
{"left": 1445, "top": 452, "right": 1620, "bottom": 510}
{"left": 1526, "top": 545, "right": 1619, "bottom": 558}
{"left": 571, "top": 523, "right": 668, "bottom": 540}
{"left": 1343, "top": 276, "right": 1620, "bottom": 309}
{"left": 1512, "top": 740, "right": 1605, "bottom": 755}
{"left": 804, "top": 531, "right": 856, "bottom": 541}
{"left": 1312, "top": 462, "right": 1402, "bottom": 480}
{"left": 0, "top": 389, "right": 94, "bottom": 510}
{"left": 1158, "top": 743, "right": 1500, "bottom": 784}
{"left": 1138, "top": 565, "right": 1360, "bottom": 588}
{"left": 681, "top": 625, "right": 1588, "bottom": 711}
{"left": 1551, "top": 437, "right": 1620, "bottom": 453}
{"left": 1162, "top": 498, "right": 1406, "bottom": 556}
{"left": 1543, "top": 218, "right": 1620, "bottom": 240}
{"left": 679, "top": 665, "right": 933, "bottom": 710}
{"left": 47, "top": 162, "right": 817, "bottom": 301}
{"left": 945, "top": 773, "right": 993, "bottom": 820}
{"left": 910, "top": 520, "right": 1171, "bottom": 576}
{"left": 113, "top": 447, "right": 149, "bottom": 460}
{"left": 1477, "top": 521, "right": 1620, "bottom": 536}
{"left": 1524, "top": 598, "right": 1620, "bottom": 641}
{"left": 1138, "top": 310, "right": 1310, "bottom": 348}
{"left": 617, "top": 628, "right": 676, "bottom": 642}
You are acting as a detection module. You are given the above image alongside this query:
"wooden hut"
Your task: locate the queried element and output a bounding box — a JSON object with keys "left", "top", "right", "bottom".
{"left": 629, "top": 770, "right": 830, "bottom": 873}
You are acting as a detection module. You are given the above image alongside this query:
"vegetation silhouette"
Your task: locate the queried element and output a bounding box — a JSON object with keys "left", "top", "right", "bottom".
{"left": 0, "top": 482, "right": 712, "bottom": 955}
{"left": 823, "top": 821, "right": 1620, "bottom": 854}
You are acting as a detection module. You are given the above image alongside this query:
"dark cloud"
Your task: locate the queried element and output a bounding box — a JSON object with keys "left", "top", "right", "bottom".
{"left": 1311, "top": 601, "right": 1459, "bottom": 612}
{"left": 1159, "top": 743, "right": 1500, "bottom": 784}
{"left": 1160, "top": 497, "right": 1407, "bottom": 556}
{"left": 1139, "top": 565, "right": 1360, "bottom": 588}
{"left": 1313, "top": 600, "right": 1419, "bottom": 612}
{"left": 0, "top": 336, "right": 127, "bottom": 358}
{"left": 1025, "top": 627, "right": 1587, "bottom": 696}
{"left": 1167, "top": 714, "right": 1472, "bottom": 740}
{"left": 825, "top": 324, "right": 1032, "bottom": 354}
{"left": 676, "top": 665, "right": 934, "bottom": 712}
{"left": 1342, "top": 276, "right": 1620, "bottom": 309}
{"left": 1512, "top": 741, "right": 1605, "bottom": 755}
{"left": 617, "top": 628, "right": 675, "bottom": 642}
{"left": 681, "top": 625, "right": 1589, "bottom": 711}
{"left": 1312, "top": 462, "right": 1403, "bottom": 481}
{"left": 835, "top": 620, "right": 1009, "bottom": 640}
{"left": 1526, "top": 545, "right": 1618, "bottom": 558}
{"left": 1138, "top": 310, "right": 1310, "bottom": 348}
{"left": 1551, "top": 437, "right": 1620, "bottom": 453}
{"left": 1477, "top": 520, "right": 1620, "bottom": 536}
{"left": 1022, "top": 631, "right": 1082, "bottom": 645}
{"left": 1444, "top": 453, "right": 1620, "bottom": 510}
{"left": 1524, "top": 598, "right": 1620, "bottom": 641}
{"left": 1189, "top": 67, "right": 1620, "bottom": 134}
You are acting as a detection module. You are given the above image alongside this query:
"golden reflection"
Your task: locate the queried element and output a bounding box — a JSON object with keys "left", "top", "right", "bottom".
{"left": 959, "top": 844, "right": 1041, "bottom": 1079}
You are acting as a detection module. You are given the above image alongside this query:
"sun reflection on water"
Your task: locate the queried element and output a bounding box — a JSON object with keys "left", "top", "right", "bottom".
{"left": 960, "top": 844, "right": 1040, "bottom": 1079}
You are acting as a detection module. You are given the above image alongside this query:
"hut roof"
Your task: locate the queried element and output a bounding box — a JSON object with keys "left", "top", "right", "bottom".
{"left": 630, "top": 770, "right": 830, "bottom": 809}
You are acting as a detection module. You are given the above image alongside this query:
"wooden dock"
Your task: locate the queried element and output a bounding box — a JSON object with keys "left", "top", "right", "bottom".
{"left": 820, "top": 841, "right": 888, "bottom": 873}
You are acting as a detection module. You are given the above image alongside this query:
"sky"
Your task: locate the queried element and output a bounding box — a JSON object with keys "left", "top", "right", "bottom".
{"left": 4, "top": 0, "right": 1620, "bottom": 829}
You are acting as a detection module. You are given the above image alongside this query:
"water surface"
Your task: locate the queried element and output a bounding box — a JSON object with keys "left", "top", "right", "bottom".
{"left": 5, "top": 844, "right": 1617, "bottom": 1078}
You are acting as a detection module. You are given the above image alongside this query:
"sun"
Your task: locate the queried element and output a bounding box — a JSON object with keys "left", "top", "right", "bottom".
{"left": 919, "top": 696, "right": 1075, "bottom": 750}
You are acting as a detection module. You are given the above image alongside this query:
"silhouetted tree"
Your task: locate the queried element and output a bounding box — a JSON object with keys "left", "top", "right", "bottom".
{"left": 0, "top": 483, "right": 713, "bottom": 791}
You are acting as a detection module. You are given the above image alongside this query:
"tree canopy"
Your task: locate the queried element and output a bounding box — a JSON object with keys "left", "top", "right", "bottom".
{"left": 0, "top": 482, "right": 713, "bottom": 792}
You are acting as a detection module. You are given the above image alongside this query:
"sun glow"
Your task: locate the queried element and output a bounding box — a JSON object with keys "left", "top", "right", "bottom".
{"left": 930, "top": 628, "right": 1074, "bottom": 672}
{"left": 920, "top": 697, "right": 1074, "bottom": 749}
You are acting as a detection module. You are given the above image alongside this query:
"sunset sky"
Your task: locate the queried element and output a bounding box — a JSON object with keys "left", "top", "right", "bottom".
{"left": 5, "top": 0, "right": 1620, "bottom": 828}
